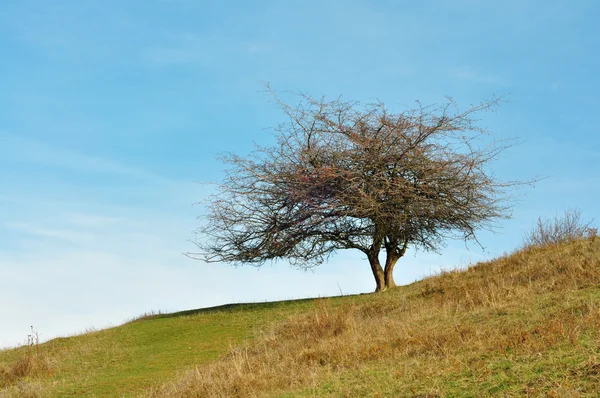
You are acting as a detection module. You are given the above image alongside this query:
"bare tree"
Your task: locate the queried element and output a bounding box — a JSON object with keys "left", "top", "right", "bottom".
{"left": 190, "top": 89, "right": 523, "bottom": 292}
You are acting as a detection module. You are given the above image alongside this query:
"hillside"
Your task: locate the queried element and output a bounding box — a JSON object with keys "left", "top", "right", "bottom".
{"left": 2, "top": 238, "right": 599, "bottom": 397}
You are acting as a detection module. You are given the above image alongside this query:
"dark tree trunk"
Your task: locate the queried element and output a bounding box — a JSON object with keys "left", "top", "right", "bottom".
{"left": 383, "top": 254, "right": 399, "bottom": 289}
{"left": 382, "top": 239, "right": 408, "bottom": 290}
{"left": 368, "top": 254, "right": 386, "bottom": 292}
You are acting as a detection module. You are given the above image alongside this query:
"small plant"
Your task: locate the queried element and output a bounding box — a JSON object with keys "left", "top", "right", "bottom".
{"left": 27, "top": 326, "right": 40, "bottom": 359}
{"left": 0, "top": 326, "right": 52, "bottom": 388}
{"left": 523, "top": 208, "right": 595, "bottom": 248}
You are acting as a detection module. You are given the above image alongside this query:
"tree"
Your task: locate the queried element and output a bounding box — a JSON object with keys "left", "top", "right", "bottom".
{"left": 190, "top": 89, "right": 521, "bottom": 292}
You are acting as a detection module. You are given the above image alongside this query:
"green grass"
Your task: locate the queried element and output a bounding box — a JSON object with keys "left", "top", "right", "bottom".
{"left": 2, "top": 238, "right": 600, "bottom": 397}
{"left": 0, "top": 300, "right": 319, "bottom": 396}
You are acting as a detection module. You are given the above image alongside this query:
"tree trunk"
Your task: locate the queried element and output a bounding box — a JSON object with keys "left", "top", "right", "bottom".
{"left": 383, "top": 239, "right": 408, "bottom": 289}
{"left": 383, "top": 254, "right": 399, "bottom": 289}
{"left": 368, "top": 254, "right": 386, "bottom": 292}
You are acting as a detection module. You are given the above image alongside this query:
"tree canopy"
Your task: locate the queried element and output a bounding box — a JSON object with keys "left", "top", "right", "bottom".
{"left": 191, "top": 90, "right": 521, "bottom": 291}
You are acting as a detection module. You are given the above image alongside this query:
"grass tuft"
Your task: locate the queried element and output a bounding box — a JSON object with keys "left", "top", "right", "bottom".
{"left": 0, "top": 327, "right": 54, "bottom": 393}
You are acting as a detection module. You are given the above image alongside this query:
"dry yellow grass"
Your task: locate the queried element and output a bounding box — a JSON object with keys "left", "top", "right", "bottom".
{"left": 0, "top": 329, "right": 54, "bottom": 398}
{"left": 2, "top": 238, "right": 598, "bottom": 397}
{"left": 150, "top": 238, "right": 600, "bottom": 397}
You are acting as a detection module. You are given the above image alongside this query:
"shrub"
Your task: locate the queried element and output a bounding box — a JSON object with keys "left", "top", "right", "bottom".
{"left": 524, "top": 208, "right": 595, "bottom": 248}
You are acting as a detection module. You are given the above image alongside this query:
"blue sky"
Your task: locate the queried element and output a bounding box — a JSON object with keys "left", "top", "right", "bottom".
{"left": 1, "top": 0, "right": 599, "bottom": 348}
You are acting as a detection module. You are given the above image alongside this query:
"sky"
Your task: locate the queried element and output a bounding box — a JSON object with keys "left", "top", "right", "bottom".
{"left": 1, "top": 0, "right": 599, "bottom": 348}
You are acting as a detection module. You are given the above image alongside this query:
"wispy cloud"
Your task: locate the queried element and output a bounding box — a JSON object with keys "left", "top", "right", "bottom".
{"left": 0, "top": 132, "right": 163, "bottom": 182}
{"left": 448, "top": 65, "right": 506, "bottom": 85}
{"left": 4, "top": 221, "right": 94, "bottom": 243}
{"left": 143, "top": 32, "right": 271, "bottom": 67}
{"left": 66, "top": 213, "right": 123, "bottom": 228}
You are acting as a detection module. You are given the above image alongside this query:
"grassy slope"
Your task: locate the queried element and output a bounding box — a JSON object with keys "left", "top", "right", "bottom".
{"left": 2, "top": 238, "right": 600, "bottom": 397}
{"left": 0, "top": 301, "right": 317, "bottom": 396}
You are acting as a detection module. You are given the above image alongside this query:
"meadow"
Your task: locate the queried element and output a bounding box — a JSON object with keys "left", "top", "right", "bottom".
{"left": 2, "top": 234, "right": 599, "bottom": 396}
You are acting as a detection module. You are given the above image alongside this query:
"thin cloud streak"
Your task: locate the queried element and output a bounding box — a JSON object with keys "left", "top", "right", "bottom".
{"left": 4, "top": 221, "right": 95, "bottom": 243}
{"left": 0, "top": 133, "right": 159, "bottom": 181}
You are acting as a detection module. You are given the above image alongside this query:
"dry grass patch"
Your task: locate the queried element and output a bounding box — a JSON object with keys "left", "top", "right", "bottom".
{"left": 151, "top": 238, "right": 600, "bottom": 397}
{"left": 0, "top": 329, "right": 54, "bottom": 393}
